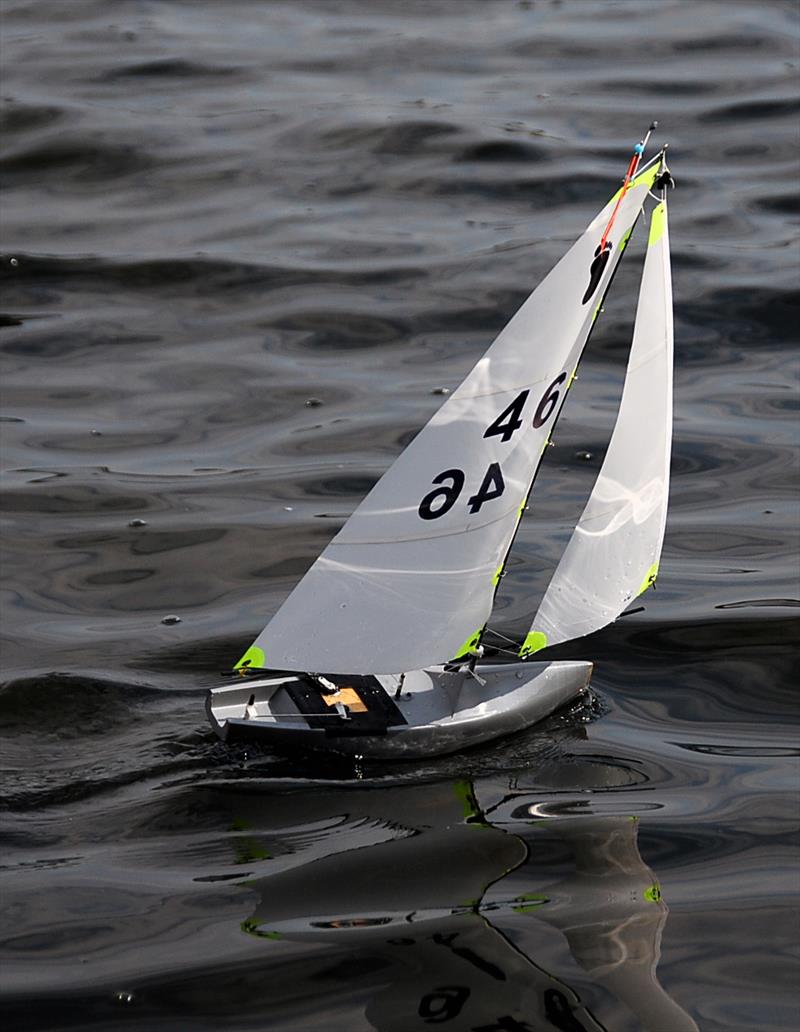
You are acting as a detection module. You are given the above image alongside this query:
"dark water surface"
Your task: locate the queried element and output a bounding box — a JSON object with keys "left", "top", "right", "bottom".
{"left": 1, "top": 1, "right": 798, "bottom": 1029}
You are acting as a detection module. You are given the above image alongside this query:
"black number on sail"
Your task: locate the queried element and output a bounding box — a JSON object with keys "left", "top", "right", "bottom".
{"left": 467, "top": 462, "right": 505, "bottom": 514}
{"left": 484, "top": 390, "right": 529, "bottom": 443}
{"left": 533, "top": 373, "right": 567, "bottom": 428}
{"left": 582, "top": 241, "right": 612, "bottom": 305}
{"left": 418, "top": 469, "right": 466, "bottom": 520}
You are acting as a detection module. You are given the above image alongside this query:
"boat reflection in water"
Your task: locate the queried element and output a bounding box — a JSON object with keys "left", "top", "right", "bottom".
{"left": 236, "top": 778, "right": 698, "bottom": 1032}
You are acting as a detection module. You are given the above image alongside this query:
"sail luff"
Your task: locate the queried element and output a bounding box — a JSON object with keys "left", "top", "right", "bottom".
{"left": 238, "top": 165, "right": 662, "bottom": 676}
{"left": 520, "top": 193, "right": 673, "bottom": 657}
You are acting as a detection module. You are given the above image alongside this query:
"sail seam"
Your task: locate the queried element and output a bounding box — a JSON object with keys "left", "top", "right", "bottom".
{"left": 447, "top": 376, "right": 562, "bottom": 401}
{"left": 330, "top": 503, "right": 523, "bottom": 546}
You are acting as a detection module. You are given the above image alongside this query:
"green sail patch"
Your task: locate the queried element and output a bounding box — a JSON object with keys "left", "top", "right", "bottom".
{"left": 234, "top": 645, "right": 265, "bottom": 671}
{"left": 644, "top": 882, "right": 662, "bottom": 903}
{"left": 520, "top": 631, "right": 548, "bottom": 658}
{"left": 452, "top": 628, "right": 483, "bottom": 661}
{"left": 638, "top": 562, "right": 659, "bottom": 596}
{"left": 608, "top": 162, "right": 660, "bottom": 205}
{"left": 649, "top": 201, "right": 667, "bottom": 246}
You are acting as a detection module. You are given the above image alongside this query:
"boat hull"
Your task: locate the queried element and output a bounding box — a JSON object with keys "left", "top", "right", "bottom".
{"left": 206, "top": 660, "right": 592, "bottom": 759}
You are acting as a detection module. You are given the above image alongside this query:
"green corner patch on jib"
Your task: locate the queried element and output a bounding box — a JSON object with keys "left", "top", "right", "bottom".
{"left": 452, "top": 629, "right": 483, "bottom": 661}
{"left": 638, "top": 562, "right": 659, "bottom": 596}
{"left": 520, "top": 631, "right": 548, "bottom": 658}
{"left": 649, "top": 202, "right": 666, "bottom": 246}
{"left": 234, "top": 645, "right": 265, "bottom": 671}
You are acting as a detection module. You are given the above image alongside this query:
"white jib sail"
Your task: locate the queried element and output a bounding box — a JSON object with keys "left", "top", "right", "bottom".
{"left": 239, "top": 165, "right": 661, "bottom": 676}
{"left": 520, "top": 197, "right": 673, "bottom": 658}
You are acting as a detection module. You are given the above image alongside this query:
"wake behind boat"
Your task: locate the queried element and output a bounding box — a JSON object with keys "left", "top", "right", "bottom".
{"left": 207, "top": 126, "right": 674, "bottom": 758}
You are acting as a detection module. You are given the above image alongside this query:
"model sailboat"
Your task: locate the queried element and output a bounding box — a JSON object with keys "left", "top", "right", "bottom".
{"left": 207, "top": 128, "right": 674, "bottom": 758}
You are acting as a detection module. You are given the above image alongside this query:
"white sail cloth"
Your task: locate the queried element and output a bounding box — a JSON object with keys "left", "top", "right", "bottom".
{"left": 521, "top": 198, "right": 673, "bottom": 657}
{"left": 241, "top": 167, "right": 660, "bottom": 675}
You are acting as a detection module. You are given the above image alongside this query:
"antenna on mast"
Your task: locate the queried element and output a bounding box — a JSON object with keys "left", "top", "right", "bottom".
{"left": 599, "top": 121, "right": 658, "bottom": 250}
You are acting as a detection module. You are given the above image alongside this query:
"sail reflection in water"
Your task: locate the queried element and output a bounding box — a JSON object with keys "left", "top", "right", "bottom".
{"left": 235, "top": 780, "right": 697, "bottom": 1031}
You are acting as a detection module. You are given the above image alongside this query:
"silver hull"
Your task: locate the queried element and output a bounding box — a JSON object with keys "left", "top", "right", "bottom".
{"left": 206, "top": 660, "right": 592, "bottom": 759}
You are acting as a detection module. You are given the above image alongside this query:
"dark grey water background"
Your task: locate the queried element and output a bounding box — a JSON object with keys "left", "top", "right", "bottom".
{"left": 1, "top": 1, "right": 798, "bottom": 1029}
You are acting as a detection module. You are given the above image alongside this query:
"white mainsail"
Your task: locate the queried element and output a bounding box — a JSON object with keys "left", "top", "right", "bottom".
{"left": 520, "top": 197, "right": 673, "bottom": 657}
{"left": 238, "top": 164, "right": 661, "bottom": 676}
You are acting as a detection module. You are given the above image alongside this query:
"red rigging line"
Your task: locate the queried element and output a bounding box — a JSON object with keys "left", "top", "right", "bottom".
{"left": 599, "top": 121, "right": 658, "bottom": 250}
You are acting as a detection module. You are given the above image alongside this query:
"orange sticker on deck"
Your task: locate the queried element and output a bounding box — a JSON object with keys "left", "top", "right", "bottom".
{"left": 322, "top": 687, "right": 367, "bottom": 713}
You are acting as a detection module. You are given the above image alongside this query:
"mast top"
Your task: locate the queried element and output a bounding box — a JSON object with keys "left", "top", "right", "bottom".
{"left": 599, "top": 122, "right": 660, "bottom": 250}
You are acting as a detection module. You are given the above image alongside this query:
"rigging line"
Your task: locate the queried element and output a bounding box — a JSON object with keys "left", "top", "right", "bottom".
{"left": 484, "top": 626, "right": 524, "bottom": 647}
{"left": 634, "top": 148, "right": 666, "bottom": 175}
{"left": 598, "top": 122, "right": 658, "bottom": 251}
{"left": 242, "top": 713, "right": 349, "bottom": 720}
{"left": 488, "top": 643, "right": 526, "bottom": 659}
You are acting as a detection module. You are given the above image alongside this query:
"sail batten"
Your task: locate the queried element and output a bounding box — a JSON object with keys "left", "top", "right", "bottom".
{"left": 520, "top": 196, "right": 673, "bottom": 657}
{"left": 241, "top": 167, "right": 662, "bottom": 676}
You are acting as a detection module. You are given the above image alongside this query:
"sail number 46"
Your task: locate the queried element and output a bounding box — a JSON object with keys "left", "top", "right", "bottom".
{"left": 418, "top": 464, "right": 504, "bottom": 520}
{"left": 417, "top": 373, "right": 567, "bottom": 521}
